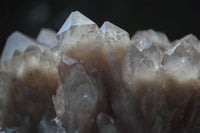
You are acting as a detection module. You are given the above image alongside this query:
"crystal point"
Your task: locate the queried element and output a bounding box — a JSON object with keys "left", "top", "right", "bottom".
{"left": 101, "top": 21, "right": 128, "bottom": 34}
{"left": 56, "top": 11, "right": 103, "bottom": 64}
{"left": 37, "top": 28, "right": 57, "bottom": 47}
{"left": 2, "top": 31, "right": 35, "bottom": 61}
{"left": 57, "top": 11, "right": 95, "bottom": 35}
{"left": 131, "top": 29, "right": 171, "bottom": 51}
{"left": 1, "top": 31, "right": 47, "bottom": 61}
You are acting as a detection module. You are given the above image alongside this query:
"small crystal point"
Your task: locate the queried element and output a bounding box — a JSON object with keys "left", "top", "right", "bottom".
{"left": 1, "top": 31, "right": 35, "bottom": 61}
{"left": 100, "top": 21, "right": 128, "bottom": 34}
{"left": 179, "top": 34, "right": 200, "bottom": 53}
{"left": 37, "top": 28, "right": 57, "bottom": 47}
{"left": 131, "top": 29, "right": 171, "bottom": 51}
{"left": 162, "top": 37, "right": 200, "bottom": 81}
{"left": 100, "top": 21, "right": 130, "bottom": 59}
{"left": 57, "top": 11, "right": 95, "bottom": 35}
{"left": 1, "top": 31, "right": 47, "bottom": 61}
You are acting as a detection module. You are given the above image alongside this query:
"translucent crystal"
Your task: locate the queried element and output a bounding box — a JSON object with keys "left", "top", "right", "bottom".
{"left": 38, "top": 107, "right": 67, "bottom": 133}
{"left": 56, "top": 11, "right": 103, "bottom": 61}
{"left": 101, "top": 21, "right": 130, "bottom": 61}
{"left": 0, "top": 46, "right": 59, "bottom": 128}
{"left": 111, "top": 86, "right": 146, "bottom": 133}
{"left": 62, "top": 55, "right": 77, "bottom": 65}
{"left": 53, "top": 56, "right": 107, "bottom": 133}
{"left": 117, "top": 43, "right": 166, "bottom": 133}
{"left": 57, "top": 11, "right": 95, "bottom": 35}
{"left": 100, "top": 21, "right": 130, "bottom": 83}
{"left": 1, "top": 31, "right": 47, "bottom": 61}
{"left": 101, "top": 21, "right": 128, "bottom": 34}
{"left": 37, "top": 28, "right": 57, "bottom": 48}
{"left": 177, "top": 34, "right": 200, "bottom": 54}
{"left": 162, "top": 35, "right": 200, "bottom": 81}
{"left": 122, "top": 43, "right": 163, "bottom": 86}
{"left": 131, "top": 29, "right": 171, "bottom": 51}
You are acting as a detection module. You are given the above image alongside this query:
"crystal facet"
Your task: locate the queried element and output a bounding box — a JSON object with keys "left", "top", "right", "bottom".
{"left": 56, "top": 11, "right": 103, "bottom": 62}
{"left": 37, "top": 28, "right": 57, "bottom": 48}
{"left": 53, "top": 56, "right": 107, "bottom": 133}
{"left": 57, "top": 11, "right": 95, "bottom": 35}
{"left": 131, "top": 29, "right": 171, "bottom": 51}
{"left": 1, "top": 31, "right": 46, "bottom": 61}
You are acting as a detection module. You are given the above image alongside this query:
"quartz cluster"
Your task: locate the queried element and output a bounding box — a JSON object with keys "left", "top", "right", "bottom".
{"left": 1, "top": 11, "right": 200, "bottom": 133}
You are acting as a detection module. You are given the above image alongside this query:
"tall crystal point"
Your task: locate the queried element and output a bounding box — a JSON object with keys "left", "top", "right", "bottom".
{"left": 56, "top": 11, "right": 103, "bottom": 61}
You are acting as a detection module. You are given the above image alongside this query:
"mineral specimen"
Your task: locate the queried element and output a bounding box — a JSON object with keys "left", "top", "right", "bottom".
{"left": 1, "top": 10, "right": 200, "bottom": 133}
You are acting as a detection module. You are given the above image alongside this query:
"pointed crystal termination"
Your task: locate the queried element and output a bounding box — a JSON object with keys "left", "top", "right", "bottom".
{"left": 1, "top": 31, "right": 35, "bottom": 61}
{"left": 101, "top": 21, "right": 128, "bottom": 34}
{"left": 131, "top": 29, "right": 171, "bottom": 52}
{"left": 100, "top": 21, "right": 130, "bottom": 85}
{"left": 57, "top": 11, "right": 95, "bottom": 35}
{"left": 122, "top": 43, "right": 163, "bottom": 87}
{"left": 100, "top": 21, "right": 130, "bottom": 52}
{"left": 100, "top": 21, "right": 130, "bottom": 60}
{"left": 56, "top": 11, "right": 103, "bottom": 61}
{"left": 162, "top": 35, "right": 200, "bottom": 81}
{"left": 178, "top": 34, "right": 200, "bottom": 54}
{"left": 37, "top": 28, "right": 57, "bottom": 48}
{"left": 1, "top": 31, "right": 47, "bottom": 61}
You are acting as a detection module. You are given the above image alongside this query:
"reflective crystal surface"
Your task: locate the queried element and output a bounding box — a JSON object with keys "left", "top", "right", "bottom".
{"left": 57, "top": 11, "right": 103, "bottom": 62}
{"left": 37, "top": 28, "right": 57, "bottom": 48}
{"left": 1, "top": 11, "right": 200, "bottom": 133}
{"left": 131, "top": 29, "right": 171, "bottom": 51}
{"left": 53, "top": 56, "right": 107, "bottom": 133}
{"left": 1, "top": 31, "right": 47, "bottom": 61}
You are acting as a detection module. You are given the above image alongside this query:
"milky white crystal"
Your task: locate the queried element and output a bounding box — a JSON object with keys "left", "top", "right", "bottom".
{"left": 37, "top": 28, "right": 57, "bottom": 48}
{"left": 1, "top": 31, "right": 47, "bottom": 61}
{"left": 131, "top": 29, "right": 171, "bottom": 51}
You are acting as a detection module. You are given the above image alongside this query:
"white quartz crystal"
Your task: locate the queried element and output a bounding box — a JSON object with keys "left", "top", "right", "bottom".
{"left": 37, "top": 28, "right": 57, "bottom": 48}
{"left": 1, "top": 31, "right": 47, "bottom": 61}
{"left": 131, "top": 29, "right": 171, "bottom": 51}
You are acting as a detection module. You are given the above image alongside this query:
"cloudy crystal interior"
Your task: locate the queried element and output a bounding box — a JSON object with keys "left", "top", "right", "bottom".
{"left": 1, "top": 11, "right": 200, "bottom": 133}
